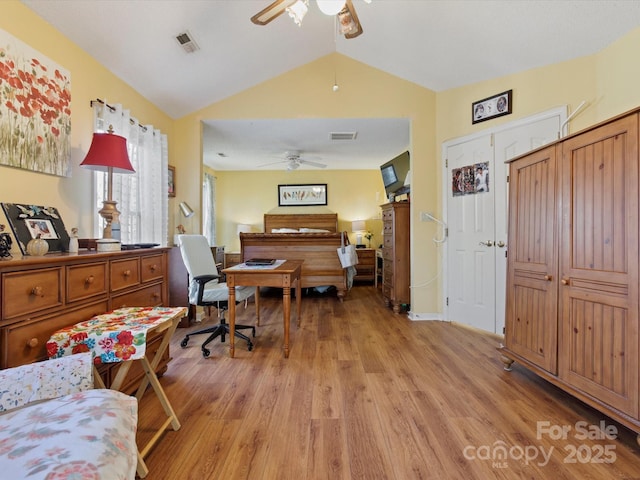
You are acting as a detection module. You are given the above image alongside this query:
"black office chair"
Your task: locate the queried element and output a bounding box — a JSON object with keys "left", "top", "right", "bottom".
{"left": 178, "top": 235, "right": 256, "bottom": 357}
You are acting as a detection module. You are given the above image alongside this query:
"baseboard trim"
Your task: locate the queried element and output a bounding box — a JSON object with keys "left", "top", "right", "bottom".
{"left": 407, "top": 311, "right": 444, "bottom": 321}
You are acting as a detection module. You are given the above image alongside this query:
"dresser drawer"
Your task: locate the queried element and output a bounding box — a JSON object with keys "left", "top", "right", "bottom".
{"left": 383, "top": 266, "right": 394, "bottom": 286}
{"left": 141, "top": 254, "right": 165, "bottom": 283}
{"left": 356, "top": 249, "right": 375, "bottom": 261}
{"left": 1, "top": 300, "right": 108, "bottom": 368}
{"left": 2, "top": 268, "right": 64, "bottom": 320}
{"left": 67, "top": 262, "right": 108, "bottom": 303}
{"left": 110, "top": 258, "right": 140, "bottom": 291}
{"left": 111, "top": 283, "right": 163, "bottom": 309}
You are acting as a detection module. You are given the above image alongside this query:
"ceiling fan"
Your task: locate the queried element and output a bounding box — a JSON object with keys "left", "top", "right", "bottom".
{"left": 258, "top": 151, "right": 328, "bottom": 171}
{"left": 251, "top": 0, "right": 364, "bottom": 39}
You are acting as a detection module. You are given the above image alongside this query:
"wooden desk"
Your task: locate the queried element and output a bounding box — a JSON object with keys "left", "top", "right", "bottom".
{"left": 223, "top": 260, "right": 302, "bottom": 358}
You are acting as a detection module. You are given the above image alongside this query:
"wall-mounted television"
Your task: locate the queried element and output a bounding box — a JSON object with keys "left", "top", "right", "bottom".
{"left": 380, "top": 150, "right": 410, "bottom": 198}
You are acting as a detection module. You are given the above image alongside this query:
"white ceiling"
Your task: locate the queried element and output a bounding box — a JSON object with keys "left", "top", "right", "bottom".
{"left": 21, "top": 0, "right": 640, "bottom": 170}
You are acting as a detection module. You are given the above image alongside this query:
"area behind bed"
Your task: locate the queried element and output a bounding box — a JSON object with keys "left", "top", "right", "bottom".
{"left": 263, "top": 213, "right": 338, "bottom": 233}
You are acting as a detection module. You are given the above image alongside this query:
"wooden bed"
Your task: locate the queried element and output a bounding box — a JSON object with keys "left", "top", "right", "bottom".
{"left": 239, "top": 213, "right": 349, "bottom": 300}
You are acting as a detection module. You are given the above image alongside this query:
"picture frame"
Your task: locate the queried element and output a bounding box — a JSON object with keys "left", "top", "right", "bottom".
{"left": 168, "top": 165, "right": 176, "bottom": 197}
{"left": 1, "top": 203, "right": 70, "bottom": 254}
{"left": 278, "top": 184, "right": 327, "bottom": 207}
{"left": 472, "top": 89, "right": 512, "bottom": 124}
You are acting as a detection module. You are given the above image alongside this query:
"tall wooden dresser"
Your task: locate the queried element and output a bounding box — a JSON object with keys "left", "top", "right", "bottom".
{"left": 381, "top": 201, "right": 410, "bottom": 313}
{"left": 500, "top": 107, "right": 640, "bottom": 442}
{"left": 0, "top": 247, "right": 170, "bottom": 394}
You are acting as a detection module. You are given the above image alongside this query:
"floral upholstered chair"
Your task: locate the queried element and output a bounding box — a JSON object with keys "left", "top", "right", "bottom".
{"left": 0, "top": 352, "right": 138, "bottom": 479}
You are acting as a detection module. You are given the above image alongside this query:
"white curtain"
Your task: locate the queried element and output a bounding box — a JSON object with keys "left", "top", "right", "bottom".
{"left": 203, "top": 172, "right": 216, "bottom": 245}
{"left": 91, "top": 101, "right": 168, "bottom": 245}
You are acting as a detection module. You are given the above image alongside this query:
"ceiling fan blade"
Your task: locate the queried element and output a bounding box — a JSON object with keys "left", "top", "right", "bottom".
{"left": 251, "top": 0, "right": 297, "bottom": 25}
{"left": 257, "top": 160, "right": 288, "bottom": 168}
{"left": 339, "top": 0, "right": 363, "bottom": 39}
{"left": 299, "top": 159, "right": 327, "bottom": 168}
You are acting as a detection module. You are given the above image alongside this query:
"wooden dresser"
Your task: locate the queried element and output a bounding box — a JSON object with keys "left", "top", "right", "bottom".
{"left": 0, "top": 247, "right": 170, "bottom": 393}
{"left": 381, "top": 201, "right": 410, "bottom": 313}
{"left": 500, "top": 107, "right": 640, "bottom": 441}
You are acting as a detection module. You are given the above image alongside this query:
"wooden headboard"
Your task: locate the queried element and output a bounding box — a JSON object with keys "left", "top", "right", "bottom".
{"left": 263, "top": 213, "right": 338, "bottom": 233}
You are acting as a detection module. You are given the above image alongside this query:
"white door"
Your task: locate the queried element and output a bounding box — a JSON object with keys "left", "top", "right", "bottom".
{"left": 445, "top": 108, "right": 565, "bottom": 334}
{"left": 446, "top": 135, "right": 496, "bottom": 332}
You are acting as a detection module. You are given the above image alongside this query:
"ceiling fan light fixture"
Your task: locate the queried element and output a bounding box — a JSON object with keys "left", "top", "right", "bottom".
{"left": 317, "top": 0, "right": 346, "bottom": 15}
{"left": 287, "top": 0, "right": 309, "bottom": 26}
{"left": 338, "top": 8, "right": 358, "bottom": 35}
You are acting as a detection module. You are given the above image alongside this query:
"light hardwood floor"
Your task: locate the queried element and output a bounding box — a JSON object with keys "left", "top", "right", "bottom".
{"left": 138, "top": 286, "right": 640, "bottom": 479}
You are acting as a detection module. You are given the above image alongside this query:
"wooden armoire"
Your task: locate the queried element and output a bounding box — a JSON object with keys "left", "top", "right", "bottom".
{"left": 500, "top": 107, "right": 640, "bottom": 442}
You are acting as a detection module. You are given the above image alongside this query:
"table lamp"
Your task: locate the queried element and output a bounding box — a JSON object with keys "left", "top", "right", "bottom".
{"left": 352, "top": 220, "right": 366, "bottom": 248}
{"left": 80, "top": 126, "right": 135, "bottom": 239}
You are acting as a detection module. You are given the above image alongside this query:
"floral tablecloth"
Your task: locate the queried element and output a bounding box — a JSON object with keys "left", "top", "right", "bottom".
{"left": 47, "top": 306, "right": 186, "bottom": 364}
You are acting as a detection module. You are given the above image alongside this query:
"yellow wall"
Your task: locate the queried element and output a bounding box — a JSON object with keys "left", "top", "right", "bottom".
{"left": 173, "top": 53, "right": 438, "bottom": 312}
{"left": 216, "top": 169, "right": 385, "bottom": 252}
{"left": 0, "top": 1, "right": 172, "bottom": 241}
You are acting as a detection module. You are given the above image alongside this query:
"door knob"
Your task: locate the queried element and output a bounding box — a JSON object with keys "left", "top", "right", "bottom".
{"left": 479, "top": 240, "right": 494, "bottom": 247}
{"left": 496, "top": 241, "right": 506, "bottom": 248}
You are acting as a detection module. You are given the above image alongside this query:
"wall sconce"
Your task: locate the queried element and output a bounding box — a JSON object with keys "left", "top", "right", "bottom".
{"left": 179, "top": 202, "right": 195, "bottom": 218}
{"left": 352, "top": 219, "right": 366, "bottom": 247}
{"left": 80, "top": 126, "right": 135, "bottom": 239}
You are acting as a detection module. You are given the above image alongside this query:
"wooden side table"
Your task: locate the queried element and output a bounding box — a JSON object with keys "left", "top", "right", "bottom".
{"left": 47, "top": 306, "right": 186, "bottom": 478}
{"left": 354, "top": 248, "right": 376, "bottom": 283}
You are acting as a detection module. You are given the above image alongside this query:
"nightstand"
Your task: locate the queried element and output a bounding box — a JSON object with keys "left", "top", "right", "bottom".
{"left": 354, "top": 248, "right": 375, "bottom": 283}
{"left": 225, "top": 252, "right": 242, "bottom": 268}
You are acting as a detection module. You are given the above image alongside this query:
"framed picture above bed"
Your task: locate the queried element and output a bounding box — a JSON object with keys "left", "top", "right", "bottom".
{"left": 278, "top": 184, "right": 327, "bottom": 206}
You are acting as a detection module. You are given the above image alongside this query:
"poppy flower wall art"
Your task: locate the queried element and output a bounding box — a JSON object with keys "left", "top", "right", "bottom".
{"left": 0, "top": 28, "right": 71, "bottom": 177}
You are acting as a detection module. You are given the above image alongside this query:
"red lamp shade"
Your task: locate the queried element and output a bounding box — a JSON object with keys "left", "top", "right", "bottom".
{"left": 80, "top": 132, "right": 135, "bottom": 173}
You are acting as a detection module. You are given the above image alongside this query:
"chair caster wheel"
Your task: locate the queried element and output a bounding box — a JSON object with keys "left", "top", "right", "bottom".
{"left": 180, "top": 337, "right": 189, "bottom": 348}
{"left": 202, "top": 348, "right": 210, "bottom": 358}
{"left": 247, "top": 342, "right": 253, "bottom": 352}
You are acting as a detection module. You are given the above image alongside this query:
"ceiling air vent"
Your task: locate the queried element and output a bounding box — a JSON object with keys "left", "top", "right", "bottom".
{"left": 175, "top": 31, "right": 200, "bottom": 53}
{"left": 330, "top": 132, "right": 358, "bottom": 141}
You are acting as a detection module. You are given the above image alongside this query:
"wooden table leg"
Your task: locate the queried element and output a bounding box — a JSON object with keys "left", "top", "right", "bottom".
{"left": 255, "top": 286, "right": 260, "bottom": 326}
{"left": 134, "top": 318, "right": 179, "bottom": 400}
{"left": 295, "top": 277, "right": 302, "bottom": 327}
{"left": 283, "top": 285, "right": 291, "bottom": 359}
{"left": 228, "top": 284, "right": 236, "bottom": 358}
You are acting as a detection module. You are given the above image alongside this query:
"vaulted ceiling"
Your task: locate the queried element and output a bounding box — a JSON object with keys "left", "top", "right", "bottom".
{"left": 22, "top": 1, "right": 640, "bottom": 170}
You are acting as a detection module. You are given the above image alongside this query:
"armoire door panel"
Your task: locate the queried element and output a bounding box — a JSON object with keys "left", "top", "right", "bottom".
{"left": 563, "top": 296, "right": 634, "bottom": 415}
{"left": 559, "top": 114, "right": 639, "bottom": 417}
{"left": 505, "top": 145, "right": 558, "bottom": 373}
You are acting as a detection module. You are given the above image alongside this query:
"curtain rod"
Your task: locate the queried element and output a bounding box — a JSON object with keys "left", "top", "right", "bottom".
{"left": 90, "top": 99, "right": 148, "bottom": 133}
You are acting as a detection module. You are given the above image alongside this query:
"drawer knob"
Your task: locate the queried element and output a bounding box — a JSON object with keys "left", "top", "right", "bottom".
{"left": 561, "top": 278, "right": 570, "bottom": 285}
{"left": 123, "top": 270, "right": 131, "bottom": 277}
{"left": 544, "top": 274, "right": 552, "bottom": 281}
{"left": 149, "top": 264, "right": 157, "bottom": 272}
{"left": 85, "top": 275, "right": 95, "bottom": 285}
{"left": 31, "top": 286, "right": 43, "bottom": 297}
{"left": 152, "top": 293, "right": 160, "bottom": 299}
{"left": 27, "top": 337, "right": 39, "bottom": 348}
